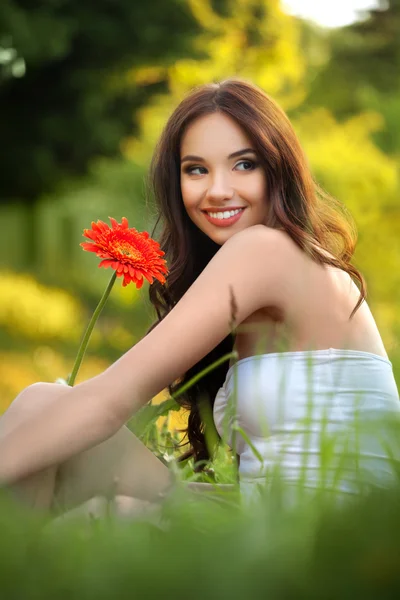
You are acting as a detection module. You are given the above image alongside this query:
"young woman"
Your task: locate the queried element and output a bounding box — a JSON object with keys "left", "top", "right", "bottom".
{"left": 0, "top": 79, "right": 399, "bottom": 518}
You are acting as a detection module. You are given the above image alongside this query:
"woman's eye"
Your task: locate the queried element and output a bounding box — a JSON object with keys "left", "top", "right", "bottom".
{"left": 235, "top": 160, "right": 256, "bottom": 171}
{"left": 183, "top": 161, "right": 256, "bottom": 175}
{"left": 184, "top": 165, "right": 207, "bottom": 175}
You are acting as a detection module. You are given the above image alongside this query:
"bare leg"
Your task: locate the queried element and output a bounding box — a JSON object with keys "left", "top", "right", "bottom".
{"left": 0, "top": 384, "right": 71, "bottom": 512}
{"left": 1, "top": 384, "right": 236, "bottom": 520}
{"left": 0, "top": 384, "right": 173, "bottom": 515}
{"left": 5, "top": 425, "right": 174, "bottom": 518}
{"left": 51, "top": 424, "right": 173, "bottom": 516}
{"left": 8, "top": 465, "right": 58, "bottom": 512}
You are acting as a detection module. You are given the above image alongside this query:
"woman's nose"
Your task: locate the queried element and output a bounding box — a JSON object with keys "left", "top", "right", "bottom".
{"left": 206, "top": 173, "right": 234, "bottom": 201}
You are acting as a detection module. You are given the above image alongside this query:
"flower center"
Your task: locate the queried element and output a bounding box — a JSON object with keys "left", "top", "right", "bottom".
{"left": 115, "top": 241, "right": 142, "bottom": 261}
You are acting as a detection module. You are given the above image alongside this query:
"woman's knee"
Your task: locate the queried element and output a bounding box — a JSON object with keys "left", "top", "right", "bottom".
{"left": 0, "top": 382, "right": 71, "bottom": 438}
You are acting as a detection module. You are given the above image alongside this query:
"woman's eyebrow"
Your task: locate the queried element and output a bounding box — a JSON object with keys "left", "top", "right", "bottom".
{"left": 180, "top": 148, "right": 256, "bottom": 164}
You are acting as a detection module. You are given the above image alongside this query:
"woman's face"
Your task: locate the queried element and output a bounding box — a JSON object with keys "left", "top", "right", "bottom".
{"left": 180, "top": 112, "right": 269, "bottom": 245}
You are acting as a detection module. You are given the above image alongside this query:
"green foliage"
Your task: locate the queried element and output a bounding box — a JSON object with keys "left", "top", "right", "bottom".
{"left": 302, "top": 0, "right": 400, "bottom": 154}
{"left": 0, "top": 0, "right": 223, "bottom": 202}
{"left": 2, "top": 461, "right": 400, "bottom": 597}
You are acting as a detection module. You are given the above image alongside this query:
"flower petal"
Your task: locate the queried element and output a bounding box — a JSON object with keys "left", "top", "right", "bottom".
{"left": 143, "top": 271, "right": 154, "bottom": 285}
{"left": 80, "top": 242, "right": 99, "bottom": 252}
{"left": 81, "top": 216, "right": 168, "bottom": 288}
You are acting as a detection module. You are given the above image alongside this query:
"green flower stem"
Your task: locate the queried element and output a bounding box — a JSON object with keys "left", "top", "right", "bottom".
{"left": 68, "top": 271, "right": 117, "bottom": 386}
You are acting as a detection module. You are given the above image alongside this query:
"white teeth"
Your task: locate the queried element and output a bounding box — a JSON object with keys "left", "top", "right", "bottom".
{"left": 207, "top": 208, "right": 243, "bottom": 220}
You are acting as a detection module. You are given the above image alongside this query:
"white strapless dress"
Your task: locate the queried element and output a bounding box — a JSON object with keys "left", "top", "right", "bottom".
{"left": 213, "top": 348, "right": 400, "bottom": 505}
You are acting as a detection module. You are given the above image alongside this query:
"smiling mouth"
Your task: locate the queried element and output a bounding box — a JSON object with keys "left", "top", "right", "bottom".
{"left": 202, "top": 207, "right": 246, "bottom": 228}
{"left": 202, "top": 208, "right": 245, "bottom": 220}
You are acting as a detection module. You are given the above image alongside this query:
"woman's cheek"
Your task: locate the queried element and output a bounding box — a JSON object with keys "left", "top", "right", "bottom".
{"left": 181, "top": 185, "right": 199, "bottom": 211}
{"left": 180, "top": 179, "right": 191, "bottom": 200}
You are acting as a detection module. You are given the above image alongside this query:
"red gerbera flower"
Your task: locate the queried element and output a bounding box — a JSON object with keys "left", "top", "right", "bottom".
{"left": 81, "top": 217, "right": 168, "bottom": 288}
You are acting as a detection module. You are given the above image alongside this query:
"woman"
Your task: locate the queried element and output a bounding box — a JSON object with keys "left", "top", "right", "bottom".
{"left": 0, "top": 79, "right": 399, "bottom": 519}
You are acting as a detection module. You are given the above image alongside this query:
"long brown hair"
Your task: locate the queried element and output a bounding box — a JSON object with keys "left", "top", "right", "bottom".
{"left": 145, "top": 78, "right": 366, "bottom": 469}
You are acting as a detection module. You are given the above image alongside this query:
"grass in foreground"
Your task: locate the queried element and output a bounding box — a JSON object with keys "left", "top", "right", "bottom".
{"left": 1, "top": 479, "right": 400, "bottom": 599}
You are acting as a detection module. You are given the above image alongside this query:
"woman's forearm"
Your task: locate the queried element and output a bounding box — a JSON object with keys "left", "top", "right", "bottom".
{"left": 0, "top": 378, "right": 123, "bottom": 486}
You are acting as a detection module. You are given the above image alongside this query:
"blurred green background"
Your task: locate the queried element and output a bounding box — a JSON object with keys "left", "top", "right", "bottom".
{"left": 0, "top": 0, "right": 399, "bottom": 423}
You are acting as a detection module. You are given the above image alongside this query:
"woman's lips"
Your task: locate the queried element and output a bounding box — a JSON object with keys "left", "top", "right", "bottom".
{"left": 203, "top": 208, "right": 245, "bottom": 227}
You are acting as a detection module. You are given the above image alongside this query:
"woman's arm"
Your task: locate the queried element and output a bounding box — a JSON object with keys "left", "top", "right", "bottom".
{"left": 0, "top": 225, "right": 285, "bottom": 484}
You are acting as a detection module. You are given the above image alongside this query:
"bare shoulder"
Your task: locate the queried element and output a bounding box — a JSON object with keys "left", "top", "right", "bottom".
{"left": 229, "top": 223, "right": 286, "bottom": 245}
{"left": 234, "top": 224, "right": 295, "bottom": 253}
{"left": 226, "top": 224, "right": 292, "bottom": 267}
{"left": 232, "top": 223, "right": 297, "bottom": 270}
{"left": 223, "top": 224, "right": 291, "bottom": 298}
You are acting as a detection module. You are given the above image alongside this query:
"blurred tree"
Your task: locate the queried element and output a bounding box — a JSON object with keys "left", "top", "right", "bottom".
{"left": 301, "top": 0, "right": 400, "bottom": 153}
{"left": 0, "top": 0, "right": 227, "bottom": 204}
